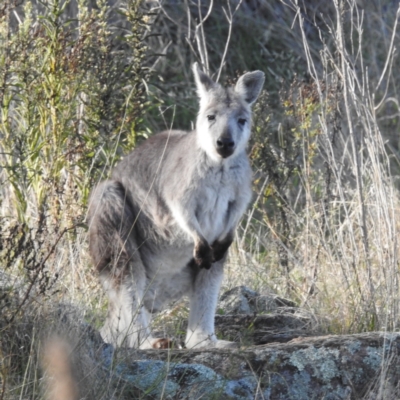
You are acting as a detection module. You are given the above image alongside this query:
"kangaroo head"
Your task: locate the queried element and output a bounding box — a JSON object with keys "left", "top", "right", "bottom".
{"left": 193, "top": 63, "right": 265, "bottom": 162}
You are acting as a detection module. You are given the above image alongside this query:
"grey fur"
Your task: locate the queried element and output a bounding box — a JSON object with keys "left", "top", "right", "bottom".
{"left": 87, "top": 63, "right": 265, "bottom": 349}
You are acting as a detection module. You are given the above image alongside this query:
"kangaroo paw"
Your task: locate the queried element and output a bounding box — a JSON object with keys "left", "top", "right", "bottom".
{"left": 152, "top": 338, "right": 183, "bottom": 350}
{"left": 194, "top": 240, "right": 213, "bottom": 269}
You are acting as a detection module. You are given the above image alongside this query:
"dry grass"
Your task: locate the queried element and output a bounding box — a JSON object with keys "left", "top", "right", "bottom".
{"left": 2, "top": 0, "right": 400, "bottom": 399}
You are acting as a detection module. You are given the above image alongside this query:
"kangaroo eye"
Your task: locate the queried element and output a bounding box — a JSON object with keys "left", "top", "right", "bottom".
{"left": 207, "top": 115, "right": 216, "bottom": 121}
{"left": 238, "top": 118, "right": 247, "bottom": 126}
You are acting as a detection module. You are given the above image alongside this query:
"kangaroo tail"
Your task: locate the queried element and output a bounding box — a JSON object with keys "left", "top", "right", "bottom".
{"left": 87, "top": 180, "right": 137, "bottom": 276}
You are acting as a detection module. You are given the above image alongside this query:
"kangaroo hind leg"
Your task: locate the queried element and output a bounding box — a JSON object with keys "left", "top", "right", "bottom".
{"left": 88, "top": 180, "right": 166, "bottom": 349}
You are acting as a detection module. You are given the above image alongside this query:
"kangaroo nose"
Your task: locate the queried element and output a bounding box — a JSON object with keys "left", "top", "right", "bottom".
{"left": 216, "top": 137, "right": 235, "bottom": 149}
{"left": 216, "top": 136, "right": 235, "bottom": 158}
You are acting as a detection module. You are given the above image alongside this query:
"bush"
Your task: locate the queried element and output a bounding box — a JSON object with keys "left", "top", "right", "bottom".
{"left": 0, "top": 0, "right": 151, "bottom": 397}
{"left": 0, "top": 0, "right": 149, "bottom": 223}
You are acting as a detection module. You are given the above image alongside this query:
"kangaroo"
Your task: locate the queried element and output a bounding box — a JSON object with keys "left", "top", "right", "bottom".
{"left": 87, "top": 63, "right": 264, "bottom": 349}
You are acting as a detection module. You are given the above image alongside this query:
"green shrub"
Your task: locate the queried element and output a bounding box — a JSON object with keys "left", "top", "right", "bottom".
{"left": 0, "top": 0, "right": 149, "bottom": 224}
{"left": 0, "top": 1, "right": 151, "bottom": 395}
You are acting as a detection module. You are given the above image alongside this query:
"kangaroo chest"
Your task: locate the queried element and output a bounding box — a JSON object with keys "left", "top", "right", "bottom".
{"left": 196, "top": 170, "right": 236, "bottom": 243}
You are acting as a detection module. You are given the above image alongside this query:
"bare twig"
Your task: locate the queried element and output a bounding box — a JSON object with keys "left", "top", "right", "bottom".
{"left": 216, "top": 0, "right": 243, "bottom": 83}
{"left": 7, "top": 225, "right": 76, "bottom": 325}
{"left": 375, "top": 4, "right": 400, "bottom": 92}
{"left": 194, "top": 0, "right": 213, "bottom": 73}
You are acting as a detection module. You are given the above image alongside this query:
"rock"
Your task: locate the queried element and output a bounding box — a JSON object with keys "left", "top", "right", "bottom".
{"left": 215, "top": 286, "right": 308, "bottom": 345}
{"left": 29, "top": 305, "right": 400, "bottom": 400}
{"left": 218, "top": 286, "right": 258, "bottom": 314}
{"left": 215, "top": 313, "right": 310, "bottom": 345}
{"left": 119, "top": 332, "right": 400, "bottom": 400}
{"left": 218, "top": 286, "right": 297, "bottom": 316}
{"left": 16, "top": 289, "right": 400, "bottom": 399}
{"left": 109, "top": 358, "right": 231, "bottom": 399}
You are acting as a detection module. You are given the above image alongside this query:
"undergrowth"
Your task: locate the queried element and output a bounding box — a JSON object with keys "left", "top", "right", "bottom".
{"left": 0, "top": 0, "right": 150, "bottom": 398}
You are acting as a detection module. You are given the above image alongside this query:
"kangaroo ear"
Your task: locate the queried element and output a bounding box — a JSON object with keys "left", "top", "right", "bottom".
{"left": 235, "top": 71, "right": 265, "bottom": 105}
{"left": 193, "top": 62, "right": 217, "bottom": 99}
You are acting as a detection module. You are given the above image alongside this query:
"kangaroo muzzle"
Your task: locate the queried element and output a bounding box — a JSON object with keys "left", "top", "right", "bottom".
{"left": 216, "top": 136, "right": 235, "bottom": 158}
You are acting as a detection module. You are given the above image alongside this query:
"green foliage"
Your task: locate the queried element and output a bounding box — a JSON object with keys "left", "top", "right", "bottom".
{"left": 0, "top": 0, "right": 149, "bottom": 225}
{"left": 0, "top": 2, "right": 151, "bottom": 394}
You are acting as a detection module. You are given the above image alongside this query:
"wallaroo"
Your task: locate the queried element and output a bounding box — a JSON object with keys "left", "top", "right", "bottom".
{"left": 88, "top": 63, "right": 264, "bottom": 349}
